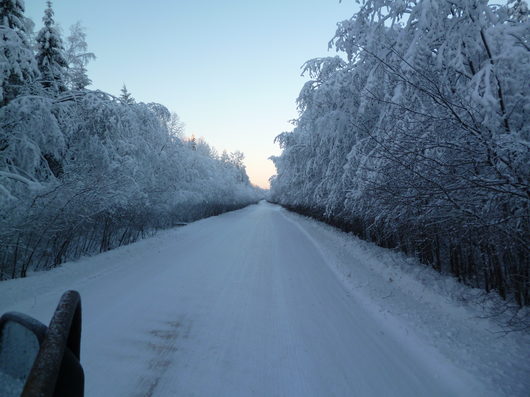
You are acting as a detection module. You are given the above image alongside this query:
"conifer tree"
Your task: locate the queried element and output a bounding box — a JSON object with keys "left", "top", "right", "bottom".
{"left": 0, "top": 0, "right": 26, "bottom": 31}
{"left": 35, "top": 1, "right": 68, "bottom": 93}
{"left": 120, "top": 84, "right": 135, "bottom": 104}
{"left": 0, "top": 0, "right": 39, "bottom": 105}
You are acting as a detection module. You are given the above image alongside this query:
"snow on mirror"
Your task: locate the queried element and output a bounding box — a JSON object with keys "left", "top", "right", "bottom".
{"left": 0, "top": 320, "right": 40, "bottom": 396}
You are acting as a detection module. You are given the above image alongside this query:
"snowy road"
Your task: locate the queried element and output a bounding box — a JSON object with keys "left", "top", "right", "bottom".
{"left": 0, "top": 202, "right": 502, "bottom": 396}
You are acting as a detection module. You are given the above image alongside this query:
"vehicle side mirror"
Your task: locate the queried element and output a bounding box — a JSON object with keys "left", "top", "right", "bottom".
{"left": 0, "top": 290, "right": 84, "bottom": 397}
{"left": 0, "top": 313, "right": 47, "bottom": 396}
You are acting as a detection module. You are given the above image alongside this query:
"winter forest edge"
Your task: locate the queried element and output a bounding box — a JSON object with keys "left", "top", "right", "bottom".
{"left": 270, "top": 1, "right": 529, "bottom": 309}
{"left": 0, "top": 1, "right": 261, "bottom": 280}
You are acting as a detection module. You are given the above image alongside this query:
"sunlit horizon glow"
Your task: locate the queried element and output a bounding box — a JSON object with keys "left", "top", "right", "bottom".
{"left": 26, "top": 1, "right": 358, "bottom": 189}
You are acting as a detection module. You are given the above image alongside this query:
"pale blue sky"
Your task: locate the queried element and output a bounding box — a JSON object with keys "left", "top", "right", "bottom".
{"left": 26, "top": 1, "right": 358, "bottom": 188}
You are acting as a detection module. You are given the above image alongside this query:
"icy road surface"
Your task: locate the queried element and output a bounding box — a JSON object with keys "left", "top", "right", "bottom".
{"left": 0, "top": 202, "right": 523, "bottom": 396}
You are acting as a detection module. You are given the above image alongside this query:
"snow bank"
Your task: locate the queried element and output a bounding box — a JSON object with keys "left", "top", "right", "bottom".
{"left": 280, "top": 208, "right": 530, "bottom": 397}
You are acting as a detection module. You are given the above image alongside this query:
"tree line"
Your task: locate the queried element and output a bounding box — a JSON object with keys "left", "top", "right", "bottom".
{"left": 0, "top": 1, "right": 260, "bottom": 279}
{"left": 270, "top": 0, "right": 529, "bottom": 306}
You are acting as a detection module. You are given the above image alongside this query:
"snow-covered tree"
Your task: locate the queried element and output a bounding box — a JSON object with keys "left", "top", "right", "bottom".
{"left": 0, "top": 0, "right": 38, "bottom": 105}
{"left": 0, "top": 0, "right": 261, "bottom": 282}
{"left": 35, "top": 1, "right": 67, "bottom": 93}
{"left": 120, "top": 84, "right": 135, "bottom": 104}
{"left": 0, "top": 0, "right": 26, "bottom": 31}
{"left": 64, "top": 22, "right": 95, "bottom": 90}
{"left": 271, "top": 0, "right": 530, "bottom": 306}
{"left": 167, "top": 112, "right": 185, "bottom": 139}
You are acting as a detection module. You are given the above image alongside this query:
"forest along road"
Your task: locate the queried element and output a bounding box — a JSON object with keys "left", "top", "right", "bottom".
{"left": 0, "top": 202, "right": 491, "bottom": 397}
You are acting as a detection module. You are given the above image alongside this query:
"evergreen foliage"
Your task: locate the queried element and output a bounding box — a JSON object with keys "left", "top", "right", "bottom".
{"left": 0, "top": 0, "right": 38, "bottom": 105}
{"left": 0, "top": 0, "right": 26, "bottom": 31}
{"left": 35, "top": 1, "right": 67, "bottom": 92}
{"left": 120, "top": 84, "right": 134, "bottom": 104}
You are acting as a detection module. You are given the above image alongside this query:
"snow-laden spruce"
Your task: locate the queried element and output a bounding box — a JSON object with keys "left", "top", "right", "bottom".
{"left": 0, "top": 1, "right": 260, "bottom": 280}
{"left": 35, "top": 1, "right": 68, "bottom": 93}
{"left": 271, "top": 0, "right": 530, "bottom": 306}
{"left": 0, "top": 0, "right": 39, "bottom": 105}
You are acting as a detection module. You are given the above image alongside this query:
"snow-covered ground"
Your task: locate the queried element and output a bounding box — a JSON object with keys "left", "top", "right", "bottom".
{"left": 0, "top": 201, "right": 527, "bottom": 396}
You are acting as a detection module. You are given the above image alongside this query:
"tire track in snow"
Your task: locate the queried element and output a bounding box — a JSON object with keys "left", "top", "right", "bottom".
{"left": 135, "top": 317, "right": 192, "bottom": 397}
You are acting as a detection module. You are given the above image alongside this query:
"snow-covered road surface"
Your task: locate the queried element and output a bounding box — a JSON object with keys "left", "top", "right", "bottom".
{"left": 0, "top": 202, "right": 524, "bottom": 396}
